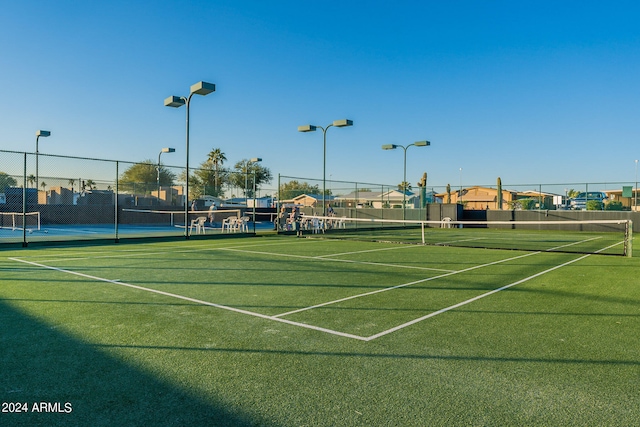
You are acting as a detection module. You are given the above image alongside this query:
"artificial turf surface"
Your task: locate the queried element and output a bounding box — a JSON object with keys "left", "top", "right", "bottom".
{"left": 1, "top": 234, "right": 639, "bottom": 426}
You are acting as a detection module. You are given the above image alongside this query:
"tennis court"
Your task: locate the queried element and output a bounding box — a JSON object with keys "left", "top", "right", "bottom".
{"left": 1, "top": 232, "right": 639, "bottom": 425}
{"left": 0, "top": 208, "right": 274, "bottom": 244}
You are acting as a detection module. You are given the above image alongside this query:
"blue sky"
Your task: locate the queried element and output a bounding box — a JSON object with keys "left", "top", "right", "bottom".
{"left": 2, "top": 1, "right": 639, "bottom": 193}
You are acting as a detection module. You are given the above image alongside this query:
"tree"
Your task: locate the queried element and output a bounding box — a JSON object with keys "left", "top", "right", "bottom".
{"left": 68, "top": 179, "right": 76, "bottom": 193}
{"left": 207, "top": 148, "right": 227, "bottom": 196}
{"left": 228, "top": 159, "right": 273, "bottom": 198}
{"left": 192, "top": 162, "right": 228, "bottom": 197}
{"left": 397, "top": 181, "right": 412, "bottom": 192}
{"left": 0, "top": 172, "right": 17, "bottom": 191}
{"left": 279, "top": 180, "right": 329, "bottom": 200}
{"left": 567, "top": 189, "right": 580, "bottom": 199}
{"left": 84, "top": 179, "right": 97, "bottom": 191}
{"left": 40, "top": 181, "right": 47, "bottom": 191}
{"left": 120, "top": 160, "right": 176, "bottom": 195}
{"left": 27, "top": 174, "right": 36, "bottom": 188}
{"left": 177, "top": 168, "right": 205, "bottom": 200}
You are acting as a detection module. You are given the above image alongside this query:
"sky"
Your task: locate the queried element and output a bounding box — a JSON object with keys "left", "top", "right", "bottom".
{"left": 1, "top": 0, "right": 640, "bottom": 194}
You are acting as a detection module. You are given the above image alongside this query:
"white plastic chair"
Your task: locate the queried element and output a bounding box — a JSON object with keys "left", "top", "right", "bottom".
{"left": 239, "top": 216, "right": 250, "bottom": 232}
{"left": 222, "top": 216, "right": 236, "bottom": 233}
{"left": 189, "top": 216, "right": 207, "bottom": 235}
{"left": 441, "top": 217, "right": 452, "bottom": 228}
{"left": 311, "top": 217, "right": 324, "bottom": 234}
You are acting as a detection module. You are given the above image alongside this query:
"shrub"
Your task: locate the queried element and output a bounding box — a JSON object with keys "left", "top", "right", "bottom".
{"left": 604, "top": 200, "right": 624, "bottom": 211}
{"left": 586, "top": 200, "right": 603, "bottom": 210}
{"left": 508, "top": 198, "right": 536, "bottom": 210}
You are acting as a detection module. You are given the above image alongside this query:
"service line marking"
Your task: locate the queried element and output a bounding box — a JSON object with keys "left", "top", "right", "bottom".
{"left": 363, "top": 253, "right": 591, "bottom": 341}
{"left": 220, "top": 246, "right": 456, "bottom": 273}
{"left": 273, "top": 251, "right": 541, "bottom": 318}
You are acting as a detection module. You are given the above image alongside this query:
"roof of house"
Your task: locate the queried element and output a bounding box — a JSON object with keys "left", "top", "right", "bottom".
{"left": 292, "top": 194, "right": 336, "bottom": 201}
{"left": 336, "top": 189, "right": 417, "bottom": 201}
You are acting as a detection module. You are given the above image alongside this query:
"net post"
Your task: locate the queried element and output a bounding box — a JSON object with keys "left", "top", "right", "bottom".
{"left": 421, "top": 221, "right": 425, "bottom": 244}
{"left": 625, "top": 220, "right": 633, "bottom": 258}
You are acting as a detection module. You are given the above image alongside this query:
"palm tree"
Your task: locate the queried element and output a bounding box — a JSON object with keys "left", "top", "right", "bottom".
{"left": 68, "top": 179, "right": 75, "bottom": 192}
{"left": 207, "top": 148, "right": 226, "bottom": 196}
{"left": 27, "top": 174, "right": 36, "bottom": 188}
{"left": 40, "top": 181, "right": 47, "bottom": 191}
{"left": 397, "top": 181, "right": 412, "bottom": 192}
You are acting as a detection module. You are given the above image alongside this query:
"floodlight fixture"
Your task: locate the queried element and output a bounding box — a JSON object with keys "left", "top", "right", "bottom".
{"left": 333, "top": 119, "right": 353, "bottom": 127}
{"left": 298, "top": 125, "right": 317, "bottom": 132}
{"left": 190, "top": 81, "right": 216, "bottom": 96}
{"left": 161, "top": 147, "right": 176, "bottom": 154}
{"left": 164, "top": 96, "right": 186, "bottom": 108}
{"left": 382, "top": 144, "right": 397, "bottom": 150}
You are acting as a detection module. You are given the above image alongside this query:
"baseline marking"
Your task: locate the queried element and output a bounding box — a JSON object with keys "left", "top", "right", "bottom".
{"left": 8, "top": 257, "right": 370, "bottom": 341}
{"left": 12, "top": 239, "right": 320, "bottom": 265}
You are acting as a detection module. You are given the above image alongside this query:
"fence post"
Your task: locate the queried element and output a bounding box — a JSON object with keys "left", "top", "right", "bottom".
{"left": 115, "top": 161, "right": 119, "bottom": 242}
{"left": 22, "top": 153, "right": 27, "bottom": 247}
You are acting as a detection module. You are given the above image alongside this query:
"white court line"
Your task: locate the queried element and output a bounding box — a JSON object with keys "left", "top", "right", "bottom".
{"left": 363, "top": 253, "right": 592, "bottom": 341}
{"left": 11, "top": 242, "right": 318, "bottom": 262}
{"left": 273, "top": 251, "right": 541, "bottom": 318}
{"left": 314, "top": 244, "right": 421, "bottom": 258}
{"left": 8, "top": 257, "right": 370, "bottom": 341}
{"left": 594, "top": 240, "right": 624, "bottom": 253}
{"left": 10, "top": 238, "right": 617, "bottom": 341}
{"left": 546, "top": 236, "right": 601, "bottom": 251}
{"left": 220, "top": 246, "right": 456, "bottom": 273}
{"left": 434, "top": 237, "right": 486, "bottom": 245}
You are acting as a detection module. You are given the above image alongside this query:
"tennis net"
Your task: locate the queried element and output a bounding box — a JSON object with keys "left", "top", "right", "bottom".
{"left": 299, "top": 215, "right": 633, "bottom": 257}
{"left": 0, "top": 211, "right": 41, "bottom": 231}
{"left": 120, "top": 209, "right": 241, "bottom": 229}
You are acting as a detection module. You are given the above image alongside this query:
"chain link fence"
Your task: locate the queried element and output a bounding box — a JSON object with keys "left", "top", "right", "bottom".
{"left": 0, "top": 150, "right": 259, "bottom": 245}
{"left": 2, "top": 149, "right": 638, "bottom": 246}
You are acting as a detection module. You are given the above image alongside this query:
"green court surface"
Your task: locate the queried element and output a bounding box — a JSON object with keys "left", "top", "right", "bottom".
{"left": 1, "top": 235, "right": 639, "bottom": 426}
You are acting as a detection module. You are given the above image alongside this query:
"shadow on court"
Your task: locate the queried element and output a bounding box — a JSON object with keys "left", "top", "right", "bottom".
{"left": 0, "top": 300, "right": 272, "bottom": 427}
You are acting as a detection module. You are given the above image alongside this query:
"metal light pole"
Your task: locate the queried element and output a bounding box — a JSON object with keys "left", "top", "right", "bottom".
{"left": 164, "top": 81, "right": 215, "bottom": 238}
{"left": 35, "top": 130, "right": 51, "bottom": 191}
{"left": 157, "top": 147, "right": 175, "bottom": 204}
{"left": 382, "top": 141, "right": 430, "bottom": 220}
{"left": 249, "top": 157, "right": 262, "bottom": 233}
{"left": 298, "top": 119, "right": 353, "bottom": 216}
{"left": 459, "top": 167, "right": 463, "bottom": 205}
